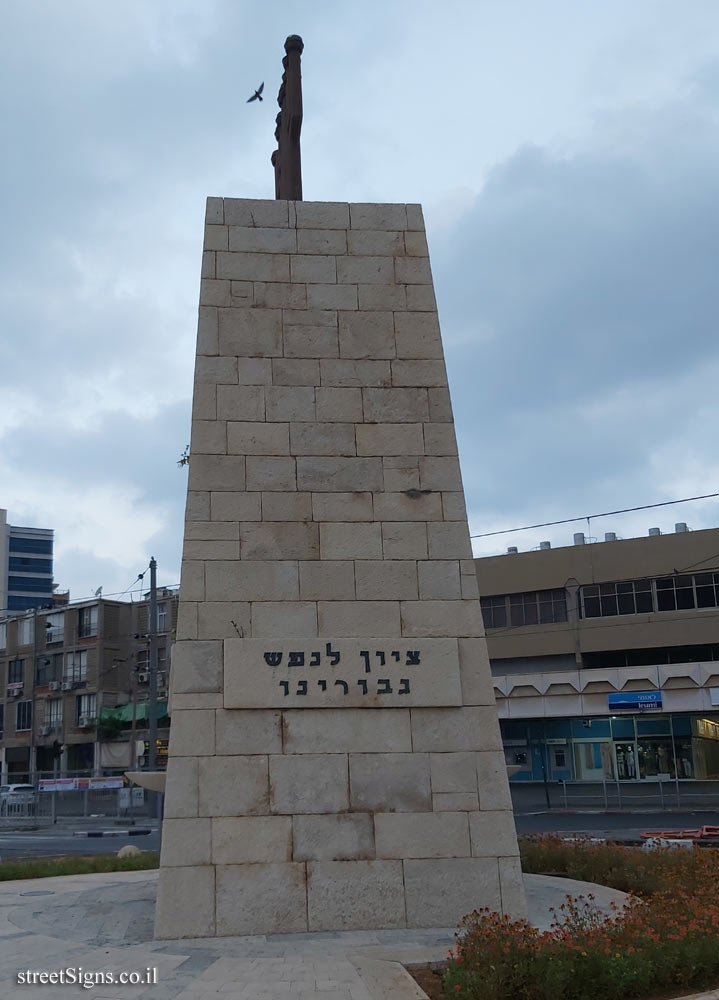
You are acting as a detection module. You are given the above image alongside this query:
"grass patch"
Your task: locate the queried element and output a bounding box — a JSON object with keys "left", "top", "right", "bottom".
{"left": 441, "top": 838, "right": 719, "bottom": 1000}
{"left": 0, "top": 852, "right": 159, "bottom": 881}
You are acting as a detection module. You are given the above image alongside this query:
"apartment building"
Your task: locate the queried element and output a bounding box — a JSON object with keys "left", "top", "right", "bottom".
{"left": 475, "top": 525, "right": 719, "bottom": 783}
{"left": 0, "top": 508, "right": 55, "bottom": 613}
{"left": 0, "top": 588, "right": 178, "bottom": 781}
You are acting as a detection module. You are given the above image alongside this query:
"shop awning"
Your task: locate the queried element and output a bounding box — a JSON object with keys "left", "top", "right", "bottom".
{"left": 100, "top": 701, "right": 168, "bottom": 723}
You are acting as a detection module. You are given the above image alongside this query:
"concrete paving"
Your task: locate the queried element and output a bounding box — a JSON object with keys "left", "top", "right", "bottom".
{"left": 0, "top": 869, "right": 627, "bottom": 999}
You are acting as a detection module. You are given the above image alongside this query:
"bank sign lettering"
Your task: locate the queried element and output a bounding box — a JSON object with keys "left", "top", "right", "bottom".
{"left": 607, "top": 691, "right": 663, "bottom": 713}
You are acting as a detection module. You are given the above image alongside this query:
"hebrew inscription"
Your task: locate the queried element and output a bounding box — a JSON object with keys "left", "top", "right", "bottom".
{"left": 224, "top": 637, "right": 462, "bottom": 708}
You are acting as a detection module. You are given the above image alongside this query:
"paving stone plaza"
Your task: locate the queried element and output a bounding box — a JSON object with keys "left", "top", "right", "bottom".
{"left": 156, "top": 198, "right": 525, "bottom": 938}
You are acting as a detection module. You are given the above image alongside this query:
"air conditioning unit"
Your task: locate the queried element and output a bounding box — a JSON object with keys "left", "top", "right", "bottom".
{"left": 78, "top": 715, "right": 96, "bottom": 728}
{"left": 137, "top": 671, "right": 150, "bottom": 684}
{"left": 48, "top": 681, "right": 61, "bottom": 692}
{"left": 61, "top": 681, "right": 73, "bottom": 691}
{"left": 38, "top": 725, "right": 52, "bottom": 737}
{"left": 7, "top": 687, "right": 21, "bottom": 698}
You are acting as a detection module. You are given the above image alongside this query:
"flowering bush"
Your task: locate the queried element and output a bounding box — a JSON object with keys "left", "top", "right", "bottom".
{"left": 442, "top": 839, "right": 719, "bottom": 1000}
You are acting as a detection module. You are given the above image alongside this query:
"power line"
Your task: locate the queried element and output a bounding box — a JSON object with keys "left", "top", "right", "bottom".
{"left": 470, "top": 491, "right": 719, "bottom": 540}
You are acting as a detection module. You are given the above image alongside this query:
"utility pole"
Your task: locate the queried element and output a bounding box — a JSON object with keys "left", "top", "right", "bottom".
{"left": 148, "top": 557, "right": 158, "bottom": 774}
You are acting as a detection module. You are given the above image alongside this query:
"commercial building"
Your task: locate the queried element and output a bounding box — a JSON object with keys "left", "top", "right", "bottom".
{"left": 475, "top": 525, "right": 719, "bottom": 783}
{"left": 0, "top": 509, "right": 55, "bottom": 614}
{"left": 0, "top": 588, "right": 178, "bottom": 782}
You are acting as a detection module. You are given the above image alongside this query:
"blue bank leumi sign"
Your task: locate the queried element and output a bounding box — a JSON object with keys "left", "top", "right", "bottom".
{"left": 607, "top": 691, "right": 663, "bottom": 713}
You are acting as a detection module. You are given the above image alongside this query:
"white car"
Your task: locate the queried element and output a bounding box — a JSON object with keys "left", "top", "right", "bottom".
{"left": 0, "top": 784, "right": 36, "bottom": 814}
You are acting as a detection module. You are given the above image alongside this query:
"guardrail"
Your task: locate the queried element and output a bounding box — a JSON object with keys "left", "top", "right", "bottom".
{"left": 555, "top": 778, "right": 719, "bottom": 810}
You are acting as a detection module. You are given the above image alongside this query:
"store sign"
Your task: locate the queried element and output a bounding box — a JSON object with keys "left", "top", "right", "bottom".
{"left": 38, "top": 776, "right": 124, "bottom": 793}
{"left": 607, "top": 691, "right": 663, "bottom": 713}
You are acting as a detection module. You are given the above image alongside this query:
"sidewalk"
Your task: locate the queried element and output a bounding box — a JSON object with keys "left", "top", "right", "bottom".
{"left": 0, "top": 869, "right": 626, "bottom": 999}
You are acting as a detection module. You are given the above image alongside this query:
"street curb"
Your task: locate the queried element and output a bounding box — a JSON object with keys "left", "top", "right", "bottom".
{"left": 73, "top": 828, "right": 152, "bottom": 838}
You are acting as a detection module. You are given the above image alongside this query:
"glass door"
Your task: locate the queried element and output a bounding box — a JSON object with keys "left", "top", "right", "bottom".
{"left": 614, "top": 741, "right": 638, "bottom": 780}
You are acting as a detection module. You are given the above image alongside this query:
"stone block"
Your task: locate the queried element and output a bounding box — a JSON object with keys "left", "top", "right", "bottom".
{"left": 356, "top": 424, "right": 424, "bottom": 456}
{"left": 210, "top": 491, "right": 262, "bottom": 521}
{"left": 188, "top": 455, "right": 245, "bottom": 492}
{"left": 476, "top": 751, "right": 514, "bottom": 810}
{"left": 297, "top": 456, "right": 383, "bottom": 492}
{"left": 395, "top": 257, "right": 432, "bottom": 284}
{"left": 270, "top": 753, "right": 349, "bottom": 814}
{"left": 381, "top": 457, "right": 420, "bottom": 491}
{"left": 338, "top": 311, "right": 395, "bottom": 359}
{"left": 227, "top": 422, "right": 289, "bottom": 456}
{"left": 423, "top": 424, "right": 458, "bottom": 457}
{"left": 411, "top": 707, "right": 503, "bottom": 752}
{"left": 363, "top": 387, "right": 429, "bottom": 422}
{"left": 198, "top": 755, "right": 269, "bottom": 816}
{"left": 312, "top": 491, "right": 373, "bottom": 521}
{"left": 184, "top": 521, "right": 239, "bottom": 541}
{"left": 442, "top": 491, "right": 467, "bottom": 520}
{"left": 218, "top": 307, "right": 283, "bottom": 357}
{"left": 318, "top": 601, "right": 400, "bottom": 636}
{"left": 430, "top": 752, "right": 477, "bottom": 794}
{"left": 382, "top": 522, "right": 428, "bottom": 559}
{"left": 290, "top": 422, "right": 356, "bottom": 456}
{"left": 215, "top": 709, "right": 283, "bottom": 755}
{"left": 199, "top": 278, "right": 231, "bottom": 306}
{"left": 469, "top": 811, "right": 520, "bottom": 858}
{"left": 272, "top": 358, "right": 320, "bottom": 386}
{"left": 176, "top": 601, "right": 197, "bottom": 640}
{"left": 375, "top": 812, "right": 470, "bottom": 859}
{"left": 206, "top": 197, "right": 224, "bottom": 224}
{"left": 261, "top": 491, "right": 312, "bottom": 521}
{"left": 245, "top": 456, "right": 297, "bottom": 491}
{"left": 253, "top": 281, "right": 306, "bottom": 309}
{"left": 197, "top": 601, "right": 250, "bottom": 640}
{"left": 205, "top": 560, "right": 299, "bottom": 601}
{"left": 240, "top": 521, "right": 319, "bottom": 560}
{"left": 315, "top": 386, "right": 363, "bottom": 422}
{"left": 307, "top": 861, "right": 405, "bottom": 931}
{"left": 186, "top": 491, "right": 211, "bottom": 521}
{"left": 320, "top": 359, "right": 392, "bottom": 387}
{"left": 458, "top": 638, "right": 496, "bottom": 706}
{"left": 358, "top": 283, "right": 408, "bottom": 310}
{"left": 499, "top": 856, "right": 527, "bottom": 917}
{"left": 297, "top": 229, "right": 348, "bottom": 254}
{"left": 428, "top": 386, "right": 453, "bottom": 420}
{"left": 197, "top": 306, "right": 219, "bottom": 354}
{"left": 403, "top": 858, "right": 502, "bottom": 928}
{"left": 183, "top": 539, "right": 239, "bottom": 561}
{"left": 160, "top": 818, "right": 211, "bottom": 867}
{"left": 374, "top": 492, "right": 443, "bottom": 521}
{"left": 349, "top": 203, "right": 408, "bottom": 231}
{"left": 216, "top": 251, "right": 289, "bottom": 282}
{"left": 405, "top": 230, "right": 429, "bottom": 256}
{"left": 419, "top": 456, "right": 464, "bottom": 491}
{"left": 283, "top": 324, "right": 339, "bottom": 358}
{"left": 265, "top": 386, "right": 316, "bottom": 421}
{"left": 237, "top": 357, "right": 273, "bottom": 384}
{"left": 283, "top": 708, "right": 412, "bottom": 753}
{"left": 293, "top": 814, "right": 375, "bottom": 862}
{"left": 418, "top": 560, "right": 461, "bottom": 600}
{"left": 223, "top": 198, "right": 289, "bottom": 227}
{"left": 191, "top": 384, "right": 216, "bottom": 420}
{"left": 295, "top": 201, "right": 350, "bottom": 229}
{"left": 427, "top": 522, "right": 473, "bottom": 559}
{"left": 349, "top": 753, "right": 430, "bottom": 812}
{"left": 195, "top": 356, "right": 237, "bottom": 385}
{"left": 394, "top": 313, "right": 443, "bottom": 359}
{"left": 406, "top": 203, "right": 425, "bottom": 230}
{"left": 406, "top": 284, "right": 437, "bottom": 311}
{"left": 215, "top": 863, "right": 308, "bottom": 935}
{"left": 307, "top": 283, "right": 358, "bottom": 310}
{"left": 163, "top": 757, "right": 198, "bottom": 818}
{"left": 212, "top": 816, "right": 292, "bottom": 864}
{"left": 251, "top": 601, "right": 318, "bottom": 637}
{"left": 216, "top": 385, "right": 265, "bottom": 421}
{"left": 230, "top": 280, "right": 254, "bottom": 304}
{"left": 290, "top": 254, "right": 337, "bottom": 283}
{"left": 155, "top": 866, "right": 215, "bottom": 939}
{"left": 228, "top": 226, "right": 296, "bottom": 253}
{"left": 392, "top": 360, "right": 447, "bottom": 387}
{"left": 337, "top": 256, "right": 394, "bottom": 284}
{"left": 355, "top": 560, "right": 418, "bottom": 599}
{"left": 170, "top": 693, "right": 223, "bottom": 710}
{"left": 433, "top": 793, "right": 479, "bottom": 811}
{"left": 180, "top": 560, "right": 205, "bottom": 602}
{"left": 299, "top": 560, "right": 356, "bottom": 600}
{"left": 320, "top": 522, "right": 382, "bottom": 560}
{"left": 347, "top": 229, "right": 405, "bottom": 255}
{"left": 172, "top": 641, "right": 222, "bottom": 694}
{"left": 169, "top": 709, "right": 215, "bottom": 757}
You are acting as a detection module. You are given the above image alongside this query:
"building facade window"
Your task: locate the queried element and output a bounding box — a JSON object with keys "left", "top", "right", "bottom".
{"left": 580, "top": 573, "right": 719, "bottom": 619}
{"left": 76, "top": 694, "right": 97, "bottom": 725}
{"left": 77, "top": 606, "right": 98, "bottom": 638}
{"left": 17, "top": 618, "right": 32, "bottom": 646}
{"left": 8, "top": 659, "right": 24, "bottom": 685}
{"left": 15, "top": 701, "right": 32, "bottom": 732}
{"left": 0, "top": 705, "right": 4, "bottom": 737}
{"left": 0, "top": 623, "right": 5, "bottom": 649}
{"left": 481, "top": 589, "right": 567, "bottom": 629}
{"left": 45, "top": 699, "right": 62, "bottom": 727}
{"left": 157, "top": 602, "right": 168, "bottom": 632}
{"left": 65, "top": 650, "right": 88, "bottom": 684}
{"left": 45, "top": 612, "right": 64, "bottom": 644}
{"left": 480, "top": 596, "right": 507, "bottom": 629}
{"left": 36, "top": 653, "right": 63, "bottom": 686}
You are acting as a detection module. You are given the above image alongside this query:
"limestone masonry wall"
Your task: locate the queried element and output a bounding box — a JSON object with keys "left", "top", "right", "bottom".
{"left": 155, "top": 198, "right": 525, "bottom": 939}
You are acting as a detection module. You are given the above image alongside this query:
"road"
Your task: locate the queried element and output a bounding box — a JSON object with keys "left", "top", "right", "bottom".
{"left": 514, "top": 810, "right": 719, "bottom": 840}
{"left": 0, "top": 827, "right": 160, "bottom": 859}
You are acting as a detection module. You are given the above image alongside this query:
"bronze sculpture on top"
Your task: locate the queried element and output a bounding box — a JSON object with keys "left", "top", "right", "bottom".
{"left": 271, "top": 35, "right": 304, "bottom": 201}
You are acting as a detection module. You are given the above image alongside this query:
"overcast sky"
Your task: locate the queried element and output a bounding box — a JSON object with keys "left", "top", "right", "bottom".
{"left": 2, "top": 0, "right": 718, "bottom": 603}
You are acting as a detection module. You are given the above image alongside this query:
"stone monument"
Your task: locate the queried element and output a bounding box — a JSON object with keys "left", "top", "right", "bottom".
{"left": 155, "top": 39, "right": 524, "bottom": 939}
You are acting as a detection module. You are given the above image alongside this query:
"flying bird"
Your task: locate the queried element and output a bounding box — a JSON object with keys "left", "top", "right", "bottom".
{"left": 247, "top": 82, "right": 264, "bottom": 103}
